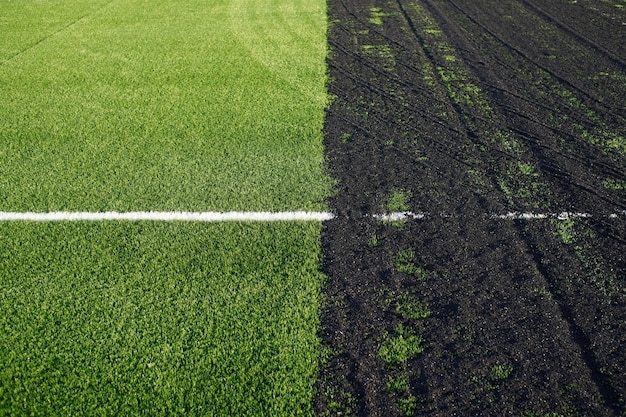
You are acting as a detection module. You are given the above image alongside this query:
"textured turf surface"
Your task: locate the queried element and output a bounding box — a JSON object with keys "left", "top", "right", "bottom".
{"left": 0, "top": 0, "right": 331, "bottom": 415}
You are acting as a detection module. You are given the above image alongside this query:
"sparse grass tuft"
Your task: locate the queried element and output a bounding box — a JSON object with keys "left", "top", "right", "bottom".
{"left": 396, "top": 295, "right": 431, "bottom": 320}
{"left": 383, "top": 189, "right": 413, "bottom": 228}
{"left": 387, "top": 188, "right": 412, "bottom": 213}
{"left": 398, "top": 395, "right": 418, "bottom": 416}
{"left": 395, "top": 249, "right": 428, "bottom": 281}
{"left": 397, "top": 302, "right": 431, "bottom": 320}
{"left": 379, "top": 325, "right": 424, "bottom": 368}
{"left": 368, "top": 6, "right": 394, "bottom": 26}
{"left": 386, "top": 374, "right": 418, "bottom": 416}
{"left": 555, "top": 218, "right": 577, "bottom": 244}
{"left": 602, "top": 178, "right": 626, "bottom": 190}
{"left": 387, "top": 374, "right": 410, "bottom": 393}
{"left": 518, "top": 162, "right": 540, "bottom": 177}
{"left": 368, "top": 233, "right": 380, "bottom": 247}
{"left": 491, "top": 364, "right": 514, "bottom": 380}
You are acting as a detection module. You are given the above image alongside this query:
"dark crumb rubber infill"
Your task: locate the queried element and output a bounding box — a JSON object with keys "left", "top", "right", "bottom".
{"left": 316, "top": 0, "right": 626, "bottom": 416}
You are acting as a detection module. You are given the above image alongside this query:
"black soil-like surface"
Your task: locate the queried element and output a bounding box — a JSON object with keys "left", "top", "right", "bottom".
{"left": 316, "top": 0, "right": 626, "bottom": 416}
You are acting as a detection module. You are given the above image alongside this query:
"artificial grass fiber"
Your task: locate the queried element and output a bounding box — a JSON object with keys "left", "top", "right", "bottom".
{"left": 0, "top": 222, "right": 324, "bottom": 415}
{"left": 0, "top": 0, "right": 332, "bottom": 212}
{"left": 0, "top": 0, "right": 332, "bottom": 415}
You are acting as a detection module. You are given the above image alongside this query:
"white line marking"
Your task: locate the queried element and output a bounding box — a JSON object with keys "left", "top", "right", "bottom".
{"left": 372, "top": 212, "right": 427, "bottom": 221}
{"left": 0, "top": 211, "right": 335, "bottom": 222}
{"left": 373, "top": 211, "right": 624, "bottom": 221}
{"left": 492, "top": 212, "right": 594, "bottom": 220}
{"left": 0, "top": 211, "right": 623, "bottom": 222}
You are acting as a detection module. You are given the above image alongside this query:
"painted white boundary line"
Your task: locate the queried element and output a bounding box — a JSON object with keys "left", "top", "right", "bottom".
{"left": 493, "top": 212, "right": 593, "bottom": 220}
{"left": 0, "top": 211, "right": 336, "bottom": 222}
{"left": 373, "top": 212, "right": 427, "bottom": 221}
{"left": 374, "top": 211, "right": 625, "bottom": 221}
{"left": 0, "top": 211, "right": 623, "bottom": 222}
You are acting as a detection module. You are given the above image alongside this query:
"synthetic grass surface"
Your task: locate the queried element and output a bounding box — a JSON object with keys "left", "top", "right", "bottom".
{"left": 0, "top": 222, "right": 324, "bottom": 416}
{"left": 0, "top": 0, "right": 332, "bottom": 212}
{"left": 0, "top": 0, "right": 332, "bottom": 414}
{"left": 0, "top": 0, "right": 111, "bottom": 62}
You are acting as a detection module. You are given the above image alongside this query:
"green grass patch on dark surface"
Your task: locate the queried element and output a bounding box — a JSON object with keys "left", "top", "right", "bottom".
{"left": 0, "top": 0, "right": 332, "bottom": 212}
{"left": 0, "top": 221, "right": 324, "bottom": 416}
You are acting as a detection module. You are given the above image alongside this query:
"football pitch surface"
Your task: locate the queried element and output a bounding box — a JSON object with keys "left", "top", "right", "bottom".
{"left": 0, "top": 0, "right": 332, "bottom": 414}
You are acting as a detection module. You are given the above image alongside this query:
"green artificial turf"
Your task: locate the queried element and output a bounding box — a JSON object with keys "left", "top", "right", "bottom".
{"left": 0, "top": 0, "right": 111, "bottom": 62}
{"left": 0, "top": 222, "right": 324, "bottom": 416}
{"left": 0, "top": 0, "right": 333, "bottom": 415}
{"left": 0, "top": 0, "right": 332, "bottom": 212}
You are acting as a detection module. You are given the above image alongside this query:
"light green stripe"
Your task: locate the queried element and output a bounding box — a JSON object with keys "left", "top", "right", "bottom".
{"left": 0, "top": 0, "right": 332, "bottom": 212}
